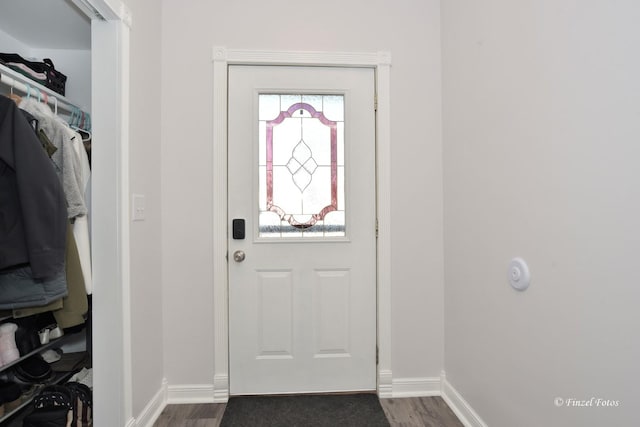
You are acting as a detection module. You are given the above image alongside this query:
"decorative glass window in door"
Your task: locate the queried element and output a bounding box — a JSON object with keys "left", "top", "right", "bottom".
{"left": 259, "top": 94, "right": 345, "bottom": 238}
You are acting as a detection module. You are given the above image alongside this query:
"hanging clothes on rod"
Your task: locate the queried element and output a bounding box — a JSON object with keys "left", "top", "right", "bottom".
{"left": 1, "top": 62, "right": 94, "bottom": 312}
{"left": 0, "top": 96, "right": 68, "bottom": 307}
{"left": 1, "top": 99, "right": 91, "bottom": 330}
{"left": 2, "top": 62, "right": 93, "bottom": 169}
{"left": 19, "top": 98, "right": 94, "bottom": 298}
{"left": 69, "top": 107, "right": 92, "bottom": 165}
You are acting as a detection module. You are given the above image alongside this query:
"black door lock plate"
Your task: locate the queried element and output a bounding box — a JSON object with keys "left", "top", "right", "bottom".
{"left": 232, "top": 219, "right": 245, "bottom": 240}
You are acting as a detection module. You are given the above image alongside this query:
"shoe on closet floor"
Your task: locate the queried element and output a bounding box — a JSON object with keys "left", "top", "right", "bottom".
{"left": 48, "top": 325, "right": 64, "bottom": 340}
{"left": 39, "top": 324, "right": 65, "bottom": 345}
{"left": 15, "top": 317, "right": 41, "bottom": 356}
{"left": 0, "top": 323, "right": 20, "bottom": 366}
{"left": 14, "top": 355, "right": 53, "bottom": 383}
{"left": 40, "top": 348, "right": 63, "bottom": 363}
{"left": 0, "top": 381, "right": 22, "bottom": 412}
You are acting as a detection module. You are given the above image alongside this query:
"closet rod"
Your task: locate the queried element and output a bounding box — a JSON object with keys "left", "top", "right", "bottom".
{"left": 0, "top": 63, "right": 85, "bottom": 115}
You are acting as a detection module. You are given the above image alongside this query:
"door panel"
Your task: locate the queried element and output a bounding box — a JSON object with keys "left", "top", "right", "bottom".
{"left": 313, "top": 269, "right": 351, "bottom": 357}
{"left": 257, "top": 270, "right": 293, "bottom": 358}
{"left": 228, "top": 65, "right": 376, "bottom": 394}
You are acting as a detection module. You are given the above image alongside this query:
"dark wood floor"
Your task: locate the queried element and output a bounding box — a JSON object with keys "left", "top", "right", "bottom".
{"left": 153, "top": 396, "right": 464, "bottom": 427}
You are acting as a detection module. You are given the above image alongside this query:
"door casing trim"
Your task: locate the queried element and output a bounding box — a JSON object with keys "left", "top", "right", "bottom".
{"left": 211, "top": 47, "right": 392, "bottom": 401}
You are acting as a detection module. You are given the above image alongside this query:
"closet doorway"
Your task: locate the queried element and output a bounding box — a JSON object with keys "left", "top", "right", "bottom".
{"left": 0, "top": 1, "right": 132, "bottom": 425}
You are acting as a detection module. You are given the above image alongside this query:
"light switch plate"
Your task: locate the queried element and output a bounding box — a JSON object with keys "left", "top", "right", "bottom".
{"left": 132, "top": 194, "right": 146, "bottom": 221}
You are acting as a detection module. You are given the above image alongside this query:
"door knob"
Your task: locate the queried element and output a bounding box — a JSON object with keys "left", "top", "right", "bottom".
{"left": 233, "top": 250, "right": 246, "bottom": 262}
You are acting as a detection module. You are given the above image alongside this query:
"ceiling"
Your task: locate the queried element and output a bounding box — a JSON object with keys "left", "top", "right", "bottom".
{"left": 0, "top": 0, "right": 91, "bottom": 50}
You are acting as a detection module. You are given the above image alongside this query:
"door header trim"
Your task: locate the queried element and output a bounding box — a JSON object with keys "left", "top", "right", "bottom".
{"left": 213, "top": 47, "right": 391, "bottom": 67}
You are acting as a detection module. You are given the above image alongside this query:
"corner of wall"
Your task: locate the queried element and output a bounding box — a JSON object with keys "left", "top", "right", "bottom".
{"left": 440, "top": 372, "right": 487, "bottom": 427}
{"left": 132, "top": 378, "right": 168, "bottom": 427}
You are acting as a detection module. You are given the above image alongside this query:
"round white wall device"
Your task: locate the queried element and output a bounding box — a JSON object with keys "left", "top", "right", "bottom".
{"left": 508, "top": 257, "right": 530, "bottom": 291}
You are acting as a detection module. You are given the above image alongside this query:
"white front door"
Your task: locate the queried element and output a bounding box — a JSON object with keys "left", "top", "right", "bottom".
{"left": 228, "top": 65, "right": 376, "bottom": 395}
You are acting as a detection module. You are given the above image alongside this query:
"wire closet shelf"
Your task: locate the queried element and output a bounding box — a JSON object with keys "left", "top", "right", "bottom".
{"left": 0, "top": 62, "right": 87, "bottom": 115}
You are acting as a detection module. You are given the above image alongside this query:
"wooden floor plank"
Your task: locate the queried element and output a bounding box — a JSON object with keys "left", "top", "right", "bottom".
{"left": 380, "top": 397, "right": 464, "bottom": 427}
{"left": 153, "top": 403, "right": 224, "bottom": 427}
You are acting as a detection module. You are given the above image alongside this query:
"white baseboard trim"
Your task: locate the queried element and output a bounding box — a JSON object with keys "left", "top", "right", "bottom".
{"left": 378, "top": 369, "right": 393, "bottom": 398}
{"left": 159, "top": 373, "right": 486, "bottom": 427}
{"left": 391, "top": 377, "right": 441, "bottom": 398}
{"left": 134, "top": 379, "right": 168, "bottom": 427}
{"left": 213, "top": 373, "right": 230, "bottom": 403}
{"left": 167, "top": 383, "right": 216, "bottom": 404}
{"left": 441, "top": 373, "right": 487, "bottom": 427}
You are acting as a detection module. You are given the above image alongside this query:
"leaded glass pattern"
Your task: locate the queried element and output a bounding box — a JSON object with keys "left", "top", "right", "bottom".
{"left": 259, "top": 94, "right": 345, "bottom": 238}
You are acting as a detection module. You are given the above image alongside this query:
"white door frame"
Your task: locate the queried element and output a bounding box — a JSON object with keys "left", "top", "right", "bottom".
{"left": 76, "top": 1, "right": 133, "bottom": 425}
{"left": 212, "top": 47, "right": 392, "bottom": 402}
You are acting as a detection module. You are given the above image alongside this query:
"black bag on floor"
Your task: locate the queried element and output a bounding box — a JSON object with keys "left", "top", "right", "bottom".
{"left": 66, "top": 381, "right": 93, "bottom": 426}
{"left": 23, "top": 385, "right": 73, "bottom": 427}
{"left": 23, "top": 382, "right": 92, "bottom": 427}
{"left": 22, "top": 408, "right": 71, "bottom": 427}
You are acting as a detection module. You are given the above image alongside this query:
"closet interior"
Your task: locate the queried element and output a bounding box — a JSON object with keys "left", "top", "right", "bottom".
{"left": 0, "top": 2, "right": 93, "bottom": 425}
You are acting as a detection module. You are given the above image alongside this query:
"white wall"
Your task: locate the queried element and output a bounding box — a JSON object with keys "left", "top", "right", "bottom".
{"left": 442, "top": 1, "right": 640, "bottom": 426}
{"left": 0, "top": 28, "right": 91, "bottom": 110}
{"left": 30, "top": 48, "right": 91, "bottom": 110}
{"left": 122, "top": 0, "right": 165, "bottom": 418}
{"left": 0, "top": 27, "right": 32, "bottom": 56}
{"left": 161, "top": 0, "right": 444, "bottom": 386}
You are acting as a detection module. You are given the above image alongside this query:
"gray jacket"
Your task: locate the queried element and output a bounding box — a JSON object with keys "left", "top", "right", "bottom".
{"left": 20, "top": 98, "right": 88, "bottom": 219}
